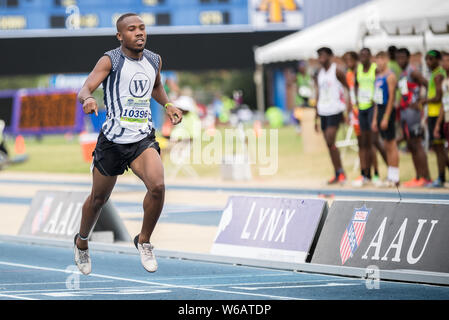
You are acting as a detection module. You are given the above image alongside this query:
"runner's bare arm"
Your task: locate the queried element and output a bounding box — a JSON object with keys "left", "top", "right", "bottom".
{"left": 372, "top": 104, "right": 378, "bottom": 132}
{"left": 151, "top": 56, "right": 182, "bottom": 125}
{"left": 433, "top": 102, "right": 444, "bottom": 139}
{"left": 314, "top": 75, "right": 319, "bottom": 132}
{"left": 383, "top": 73, "right": 398, "bottom": 125}
{"left": 78, "top": 56, "right": 112, "bottom": 116}
{"left": 412, "top": 70, "right": 428, "bottom": 88}
{"left": 354, "top": 72, "right": 359, "bottom": 106}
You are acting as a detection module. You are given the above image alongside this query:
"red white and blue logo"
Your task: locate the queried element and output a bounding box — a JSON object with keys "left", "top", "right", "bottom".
{"left": 340, "top": 205, "right": 371, "bottom": 264}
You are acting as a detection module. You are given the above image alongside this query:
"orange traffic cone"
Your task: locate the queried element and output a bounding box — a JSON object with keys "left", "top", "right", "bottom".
{"left": 14, "top": 135, "right": 26, "bottom": 155}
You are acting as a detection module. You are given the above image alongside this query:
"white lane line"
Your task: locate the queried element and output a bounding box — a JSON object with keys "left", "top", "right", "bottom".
{"left": 1, "top": 280, "right": 362, "bottom": 294}
{"left": 42, "top": 289, "right": 171, "bottom": 297}
{"left": 192, "top": 278, "right": 362, "bottom": 288}
{"left": 0, "top": 280, "right": 114, "bottom": 287}
{"left": 1, "top": 286, "right": 167, "bottom": 294}
{"left": 146, "top": 273, "right": 292, "bottom": 281}
{"left": 0, "top": 261, "right": 305, "bottom": 300}
{"left": 0, "top": 293, "right": 37, "bottom": 300}
{"left": 232, "top": 282, "right": 361, "bottom": 291}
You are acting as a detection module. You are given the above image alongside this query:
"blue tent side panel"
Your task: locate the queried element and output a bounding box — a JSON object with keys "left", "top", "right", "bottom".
{"left": 273, "top": 69, "right": 286, "bottom": 111}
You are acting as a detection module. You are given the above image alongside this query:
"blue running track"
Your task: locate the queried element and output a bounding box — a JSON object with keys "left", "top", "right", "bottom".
{"left": 0, "top": 241, "right": 448, "bottom": 300}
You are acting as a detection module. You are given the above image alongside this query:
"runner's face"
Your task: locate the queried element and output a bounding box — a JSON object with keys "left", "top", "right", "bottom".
{"left": 318, "top": 53, "right": 331, "bottom": 67}
{"left": 345, "top": 57, "right": 356, "bottom": 69}
{"left": 425, "top": 55, "right": 438, "bottom": 70}
{"left": 360, "top": 51, "right": 371, "bottom": 65}
{"left": 396, "top": 52, "right": 408, "bottom": 69}
{"left": 118, "top": 16, "right": 146, "bottom": 52}
{"left": 375, "top": 56, "right": 388, "bottom": 71}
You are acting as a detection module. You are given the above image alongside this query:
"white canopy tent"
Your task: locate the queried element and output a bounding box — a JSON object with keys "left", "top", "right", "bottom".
{"left": 254, "top": 0, "right": 449, "bottom": 64}
{"left": 375, "top": 0, "right": 449, "bottom": 35}
{"left": 253, "top": 0, "right": 449, "bottom": 113}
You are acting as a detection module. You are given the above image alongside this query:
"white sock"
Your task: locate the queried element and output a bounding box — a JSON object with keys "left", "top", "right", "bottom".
{"left": 387, "top": 166, "right": 400, "bottom": 183}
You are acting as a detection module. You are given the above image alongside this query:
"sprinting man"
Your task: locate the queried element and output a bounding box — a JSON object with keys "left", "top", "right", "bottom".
{"left": 372, "top": 51, "right": 400, "bottom": 187}
{"left": 422, "top": 50, "right": 448, "bottom": 188}
{"left": 314, "top": 47, "right": 351, "bottom": 185}
{"left": 433, "top": 52, "right": 449, "bottom": 161}
{"left": 74, "top": 13, "right": 183, "bottom": 275}
{"left": 396, "top": 48, "right": 431, "bottom": 187}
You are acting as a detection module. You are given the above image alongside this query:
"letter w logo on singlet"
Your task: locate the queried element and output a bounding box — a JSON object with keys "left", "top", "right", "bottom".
{"left": 134, "top": 80, "right": 148, "bottom": 93}
{"left": 129, "top": 72, "right": 151, "bottom": 98}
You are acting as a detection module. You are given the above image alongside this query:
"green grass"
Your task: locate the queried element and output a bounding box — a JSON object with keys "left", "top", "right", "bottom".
{"left": 2, "top": 126, "right": 441, "bottom": 183}
{"left": 4, "top": 135, "right": 92, "bottom": 174}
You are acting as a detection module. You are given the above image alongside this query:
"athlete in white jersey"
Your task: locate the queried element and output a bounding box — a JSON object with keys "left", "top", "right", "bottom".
{"left": 74, "top": 13, "right": 183, "bottom": 275}
{"left": 314, "top": 47, "right": 352, "bottom": 185}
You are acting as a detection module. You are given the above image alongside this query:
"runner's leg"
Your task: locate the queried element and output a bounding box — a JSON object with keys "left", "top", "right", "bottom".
{"left": 76, "top": 167, "right": 117, "bottom": 250}
{"left": 130, "top": 147, "right": 165, "bottom": 244}
{"left": 324, "top": 126, "right": 343, "bottom": 174}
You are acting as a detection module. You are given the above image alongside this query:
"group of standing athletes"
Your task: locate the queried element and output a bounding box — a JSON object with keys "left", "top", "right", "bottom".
{"left": 314, "top": 46, "right": 449, "bottom": 188}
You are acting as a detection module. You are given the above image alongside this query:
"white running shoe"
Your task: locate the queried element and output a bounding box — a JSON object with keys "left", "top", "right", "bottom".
{"left": 352, "top": 175, "right": 370, "bottom": 187}
{"left": 134, "top": 235, "right": 158, "bottom": 273}
{"left": 73, "top": 234, "right": 91, "bottom": 275}
{"left": 383, "top": 180, "right": 400, "bottom": 188}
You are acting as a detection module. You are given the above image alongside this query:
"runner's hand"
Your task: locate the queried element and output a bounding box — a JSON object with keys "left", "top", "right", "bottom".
{"left": 82, "top": 97, "right": 98, "bottom": 116}
{"left": 166, "top": 105, "right": 183, "bottom": 125}
{"left": 380, "top": 118, "right": 388, "bottom": 131}
{"left": 314, "top": 120, "right": 319, "bottom": 133}
{"left": 372, "top": 121, "right": 378, "bottom": 132}
{"left": 434, "top": 125, "right": 441, "bottom": 139}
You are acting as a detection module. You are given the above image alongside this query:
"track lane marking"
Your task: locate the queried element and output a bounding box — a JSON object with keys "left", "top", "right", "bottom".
{"left": 232, "top": 282, "right": 361, "bottom": 290}
{"left": 0, "top": 293, "right": 37, "bottom": 300}
{"left": 0, "top": 261, "right": 306, "bottom": 300}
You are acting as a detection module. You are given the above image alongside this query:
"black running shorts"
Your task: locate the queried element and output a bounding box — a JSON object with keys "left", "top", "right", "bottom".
{"left": 358, "top": 106, "right": 374, "bottom": 132}
{"left": 92, "top": 129, "right": 161, "bottom": 176}
{"left": 320, "top": 112, "right": 343, "bottom": 132}
{"left": 428, "top": 116, "right": 445, "bottom": 145}
{"left": 376, "top": 105, "right": 396, "bottom": 141}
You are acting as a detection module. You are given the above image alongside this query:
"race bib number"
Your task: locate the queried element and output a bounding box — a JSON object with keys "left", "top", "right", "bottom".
{"left": 120, "top": 97, "right": 150, "bottom": 130}
{"left": 358, "top": 88, "right": 372, "bottom": 104}
{"left": 399, "top": 78, "right": 408, "bottom": 95}
{"left": 374, "top": 86, "right": 383, "bottom": 104}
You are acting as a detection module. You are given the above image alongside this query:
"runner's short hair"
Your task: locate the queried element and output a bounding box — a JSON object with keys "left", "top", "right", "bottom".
{"left": 387, "top": 46, "right": 397, "bottom": 59}
{"left": 344, "top": 51, "right": 358, "bottom": 61}
{"left": 442, "top": 51, "right": 449, "bottom": 58}
{"left": 375, "top": 51, "right": 388, "bottom": 58}
{"left": 317, "top": 47, "right": 333, "bottom": 56}
{"left": 427, "top": 49, "right": 442, "bottom": 60}
{"left": 116, "top": 13, "right": 139, "bottom": 31}
{"left": 397, "top": 48, "right": 410, "bottom": 57}
{"left": 360, "top": 48, "right": 371, "bottom": 55}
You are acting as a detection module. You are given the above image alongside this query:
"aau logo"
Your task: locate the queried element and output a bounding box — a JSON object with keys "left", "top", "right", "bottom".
{"left": 340, "top": 205, "right": 371, "bottom": 264}
{"left": 129, "top": 72, "right": 151, "bottom": 98}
